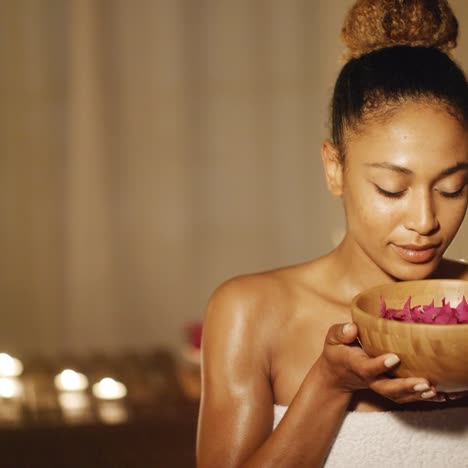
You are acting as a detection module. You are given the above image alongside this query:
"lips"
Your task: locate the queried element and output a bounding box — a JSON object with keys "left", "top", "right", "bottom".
{"left": 392, "top": 243, "right": 440, "bottom": 264}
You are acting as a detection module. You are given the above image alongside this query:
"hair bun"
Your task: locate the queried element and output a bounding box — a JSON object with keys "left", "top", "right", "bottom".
{"left": 341, "top": 0, "right": 458, "bottom": 60}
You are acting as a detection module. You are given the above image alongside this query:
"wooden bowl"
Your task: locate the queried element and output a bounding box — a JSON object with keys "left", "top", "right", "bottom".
{"left": 351, "top": 280, "right": 468, "bottom": 392}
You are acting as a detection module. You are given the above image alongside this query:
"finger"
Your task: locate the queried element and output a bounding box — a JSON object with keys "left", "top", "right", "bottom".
{"left": 325, "top": 323, "right": 358, "bottom": 346}
{"left": 446, "top": 392, "right": 468, "bottom": 401}
{"left": 370, "top": 377, "right": 436, "bottom": 403}
{"left": 425, "top": 394, "right": 447, "bottom": 403}
{"left": 348, "top": 349, "right": 401, "bottom": 381}
{"left": 423, "top": 391, "right": 468, "bottom": 402}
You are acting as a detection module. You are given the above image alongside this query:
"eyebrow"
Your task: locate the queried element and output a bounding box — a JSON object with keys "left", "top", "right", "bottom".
{"left": 365, "top": 161, "right": 468, "bottom": 177}
{"left": 365, "top": 162, "right": 412, "bottom": 174}
{"left": 439, "top": 162, "right": 468, "bottom": 177}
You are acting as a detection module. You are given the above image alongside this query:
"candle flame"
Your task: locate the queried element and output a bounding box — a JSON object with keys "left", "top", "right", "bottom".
{"left": 0, "top": 353, "right": 23, "bottom": 378}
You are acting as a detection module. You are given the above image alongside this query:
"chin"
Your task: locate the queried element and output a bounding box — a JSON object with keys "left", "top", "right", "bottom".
{"left": 388, "top": 261, "right": 439, "bottom": 282}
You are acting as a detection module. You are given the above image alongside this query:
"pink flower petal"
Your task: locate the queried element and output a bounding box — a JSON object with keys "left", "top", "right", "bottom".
{"left": 381, "top": 296, "right": 468, "bottom": 324}
{"left": 456, "top": 296, "right": 468, "bottom": 323}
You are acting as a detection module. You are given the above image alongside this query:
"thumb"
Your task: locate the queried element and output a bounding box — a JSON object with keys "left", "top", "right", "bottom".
{"left": 326, "top": 322, "right": 358, "bottom": 346}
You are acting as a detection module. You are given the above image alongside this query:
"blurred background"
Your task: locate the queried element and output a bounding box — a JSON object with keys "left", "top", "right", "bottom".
{"left": 0, "top": 2, "right": 467, "bottom": 465}
{"left": 0, "top": 0, "right": 467, "bottom": 358}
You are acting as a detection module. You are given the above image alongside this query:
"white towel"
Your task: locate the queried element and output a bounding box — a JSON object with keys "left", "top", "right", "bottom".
{"left": 273, "top": 404, "right": 468, "bottom": 467}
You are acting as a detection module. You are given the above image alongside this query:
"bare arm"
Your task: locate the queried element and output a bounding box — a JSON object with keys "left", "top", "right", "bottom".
{"left": 196, "top": 279, "right": 436, "bottom": 467}
{"left": 239, "top": 363, "right": 351, "bottom": 467}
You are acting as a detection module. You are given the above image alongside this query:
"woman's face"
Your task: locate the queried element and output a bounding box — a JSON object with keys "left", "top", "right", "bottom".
{"left": 341, "top": 101, "right": 468, "bottom": 280}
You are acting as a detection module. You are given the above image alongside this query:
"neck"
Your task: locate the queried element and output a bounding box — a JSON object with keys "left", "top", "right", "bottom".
{"left": 328, "top": 234, "right": 397, "bottom": 304}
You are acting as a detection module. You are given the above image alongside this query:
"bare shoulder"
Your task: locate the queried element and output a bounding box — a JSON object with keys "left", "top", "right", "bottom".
{"left": 204, "top": 265, "right": 304, "bottom": 338}
{"left": 202, "top": 258, "right": 335, "bottom": 374}
{"left": 435, "top": 258, "right": 468, "bottom": 280}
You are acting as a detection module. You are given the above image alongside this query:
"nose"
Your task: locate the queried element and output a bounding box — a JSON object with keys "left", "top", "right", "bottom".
{"left": 404, "top": 189, "right": 440, "bottom": 236}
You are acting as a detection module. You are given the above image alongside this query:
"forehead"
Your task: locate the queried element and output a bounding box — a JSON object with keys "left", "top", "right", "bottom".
{"left": 345, "top": 102, "right": 468, "bottom": 171}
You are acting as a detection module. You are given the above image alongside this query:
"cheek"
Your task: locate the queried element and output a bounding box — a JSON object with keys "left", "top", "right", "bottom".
{"left": 437, "top": 200, "right": 467, "bottom": 233}
{"left": 344, "top": 186, "right": 401, "bottom": 232}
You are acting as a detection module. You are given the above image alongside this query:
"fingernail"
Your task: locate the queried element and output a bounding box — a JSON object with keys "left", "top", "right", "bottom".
{"left": 448, "top": 393, "right": 461, "bottom": 400}
{"left": 413, "top": 383, "right": 430, "bottom": 392}
{"left": 421, "top": 390, "right": 436, "bottom": 399}
{"left": 342, "top": 323, "right": 352, "bottom": 335}
{"left": 384, "top": 354, "right": 400, "bottom": 368}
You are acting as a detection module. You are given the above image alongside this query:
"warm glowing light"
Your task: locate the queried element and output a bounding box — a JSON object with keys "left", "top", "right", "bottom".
{"left": 54, "top": 369, "right": 89, "bottom": 392}
{"left": 0, "top": 378, "right": 23, "bottom": 399}
{"left": 97, "top": 401, "right": 129, "bottom": 424}
{"left": 58, "top": 391, "right": 89, "bottom": 410}
{"left": 92, "top": 378, "right": 127, "bottom": 400}
{"left": 0, "top": 353, "right": 23, "bottom": 378}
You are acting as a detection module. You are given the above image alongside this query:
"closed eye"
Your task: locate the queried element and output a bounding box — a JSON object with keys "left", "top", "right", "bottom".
{"left": 437, "top": 184, "right": 467, "bottom": 199}
{"left": 374, "top": 185, "right": 406, "bottom": 199}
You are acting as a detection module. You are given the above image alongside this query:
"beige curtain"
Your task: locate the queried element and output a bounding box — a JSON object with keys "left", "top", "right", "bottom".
{"left": 1, "top": 0, "right": 467, "bottom": 356}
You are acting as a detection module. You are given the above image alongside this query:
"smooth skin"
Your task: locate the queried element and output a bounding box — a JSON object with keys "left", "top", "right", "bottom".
{"left": 197, "top": 101, "right": 468, "bottom": 468}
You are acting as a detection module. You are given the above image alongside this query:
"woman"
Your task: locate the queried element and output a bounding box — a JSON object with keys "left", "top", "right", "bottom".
{"left": 197, "top": 0, "right": 468, "bottom": 466}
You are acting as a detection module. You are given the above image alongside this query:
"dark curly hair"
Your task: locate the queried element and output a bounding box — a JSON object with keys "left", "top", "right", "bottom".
{"left": 331, "top": 0, "right": 467, "bottom": 162}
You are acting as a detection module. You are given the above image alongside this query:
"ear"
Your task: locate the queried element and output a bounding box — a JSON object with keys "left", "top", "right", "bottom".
{"left": 321, "top": 140, "right": 343, "bottom": 197}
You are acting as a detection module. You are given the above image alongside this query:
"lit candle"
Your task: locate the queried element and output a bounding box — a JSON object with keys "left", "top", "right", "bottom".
{"left": 92, "top": 378, "right": 127, "bottom": 400}
{"left": 0, "top": 353, "right": 23, "bottom": 378}
{"left": 0, "top": 378, "right": 23, "bottom": 399}
{"left": 54, "top": 369, "right": 89, "bottom": 392}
